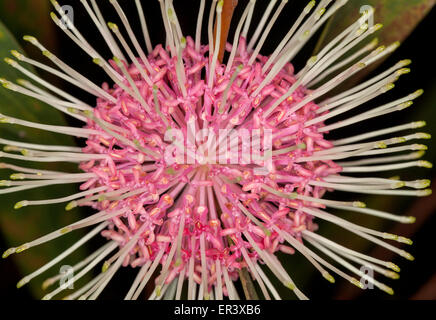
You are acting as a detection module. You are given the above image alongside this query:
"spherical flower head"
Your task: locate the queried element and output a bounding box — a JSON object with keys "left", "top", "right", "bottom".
{"left": 78, "top": 29, "right": 339, "bottom": 298}
{"left": 0, "top": 0, "right": 431, "bottom": 300}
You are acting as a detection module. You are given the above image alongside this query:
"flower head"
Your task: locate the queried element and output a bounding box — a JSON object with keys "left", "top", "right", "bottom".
{"left": 0, "top": 0, "right": 432, "bottom": 300}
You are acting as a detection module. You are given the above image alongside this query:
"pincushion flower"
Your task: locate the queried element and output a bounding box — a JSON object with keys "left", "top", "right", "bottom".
{"left": 0, "top": 0, "right": 432, "bottom": 300}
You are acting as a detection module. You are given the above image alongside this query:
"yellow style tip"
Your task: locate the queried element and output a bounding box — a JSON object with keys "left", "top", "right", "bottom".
{"left": 155, "top": 286, "right": 162, "bottom": 297}
{"left": 16, "top": 278, "right": 29, "bottom": 289}
{"left": 285, "top": 282, "right": 295, "bottom": 290}
{"left": 102, "top": 261, "right": 110, "bottom": 273}
{"left": 323, "top": 272, "right": 335, "bottom": 283}
{"left": 2, "top": 248, "right": 15, "bottom": 259}
{"left": 387, "top": 262, "right": 400, "bottom": 273}
{"left": 14, "top": 201, "right": 28, "bottom": 210}
{"left": 65, "top": 201, "right": 77, "bottom": 211}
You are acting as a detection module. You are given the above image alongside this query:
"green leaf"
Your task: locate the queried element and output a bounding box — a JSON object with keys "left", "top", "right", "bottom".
{"left": 0, "top": 20, "right": 89, "bottom": 298}
{"left": 0, "top": 0, "right": 56, "bottom": 52}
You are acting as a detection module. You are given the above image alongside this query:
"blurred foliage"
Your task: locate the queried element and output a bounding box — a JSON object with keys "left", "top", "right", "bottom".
{"left": 0, "top": 0, "right": 56, "bottom": 52}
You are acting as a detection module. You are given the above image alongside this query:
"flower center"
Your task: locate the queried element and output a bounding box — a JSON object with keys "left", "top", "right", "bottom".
{"left": 79, "top": 36, "right": 339, "bottom": 293}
